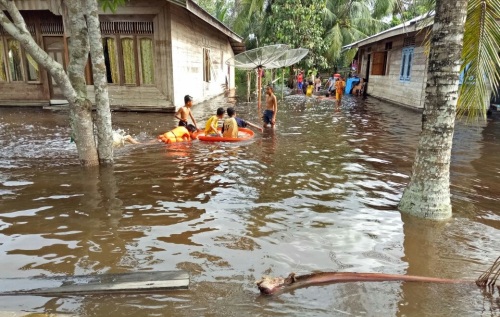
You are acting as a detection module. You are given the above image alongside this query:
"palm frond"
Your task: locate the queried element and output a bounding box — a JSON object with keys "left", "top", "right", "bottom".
{"left": 372, "top": 0, "right": 396, "bottom": 18}
{"left": 457, "top": 0, "right": 500, "bottom": 119}
{"left": 322, "top": 5, "right": 338, "bottom": 28}
{"left": 325, "top": 24, "right": 344, "bottom": 60}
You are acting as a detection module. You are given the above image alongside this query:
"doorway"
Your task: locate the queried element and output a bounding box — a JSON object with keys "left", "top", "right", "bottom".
{"left": 364, "top": 53, "right": 371, "bottom": 97}
{"left": 43, "top": 36, "right": 66, "bottom": 100}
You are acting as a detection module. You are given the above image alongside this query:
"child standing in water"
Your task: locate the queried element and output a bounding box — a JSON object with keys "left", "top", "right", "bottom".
{"left": 335, "top": 76, "right": 346, "bottom": 108}
{"left": 263, "top": 85, "right": 277, "bottom": 128}
{"left": 174, "top": 95, "right": 199, "bottom": 130}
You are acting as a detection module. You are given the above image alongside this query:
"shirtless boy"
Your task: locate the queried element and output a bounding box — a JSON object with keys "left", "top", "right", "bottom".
{"left": 174, "top": 95, "right": 199, "bottom": 130}
{"left": 263, "top": 86, "right": 277, "bottom": 128}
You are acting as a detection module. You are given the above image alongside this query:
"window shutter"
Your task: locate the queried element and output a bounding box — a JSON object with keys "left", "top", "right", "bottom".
{"left": 400, "top": 52, "right": 407, "bottom": 81}
{"left": 400, "top": 47, "right": 414, "bottom": 82}
{"left": 371, "top": 52, "right": 385, "bottom": 75}
{"left": 405, "top": 47, "right": 414, "bottom": 81}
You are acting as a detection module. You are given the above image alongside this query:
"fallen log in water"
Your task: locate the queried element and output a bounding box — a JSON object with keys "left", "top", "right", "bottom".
{"left": 257, "top": 256, "right": 500, "bottom": 296}
{"left": 256, "top": 272, "right": 468, "bottom": 295}
{"left": 0, "top": 271, "right": 189, "bottom": 296}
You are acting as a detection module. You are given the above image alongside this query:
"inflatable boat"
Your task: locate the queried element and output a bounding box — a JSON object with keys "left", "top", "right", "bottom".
{"left": 197, "top": 128, "right": 255, "bottom": 142}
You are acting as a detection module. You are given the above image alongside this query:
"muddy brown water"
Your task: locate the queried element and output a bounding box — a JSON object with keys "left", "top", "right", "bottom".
{"left": 0, "top": 94, "right": 499, "bottom": 316}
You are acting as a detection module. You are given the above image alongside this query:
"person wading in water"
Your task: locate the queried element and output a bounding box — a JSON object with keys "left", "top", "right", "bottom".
{"left": 263, "top": 85, "right": 277, "bottom": 129}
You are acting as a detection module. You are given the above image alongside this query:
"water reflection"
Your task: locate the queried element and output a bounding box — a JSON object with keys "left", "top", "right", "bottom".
{"left": 0, "top": 95, "right": 499, "bottom": 316}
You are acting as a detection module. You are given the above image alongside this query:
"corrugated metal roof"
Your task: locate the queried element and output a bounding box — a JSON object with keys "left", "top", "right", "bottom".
{"left": 342, "top": 13, "right": 434, "bottom": 50}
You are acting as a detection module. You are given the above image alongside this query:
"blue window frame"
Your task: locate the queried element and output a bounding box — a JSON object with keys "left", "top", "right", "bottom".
{"left": 400, "top": 47, "right": 414, "bottom": 82}
{"left": 459, "top": 63, "right": 471, "bottom": 84}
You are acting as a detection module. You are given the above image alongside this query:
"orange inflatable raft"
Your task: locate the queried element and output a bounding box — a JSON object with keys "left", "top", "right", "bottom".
{"left": 158, "top": 126, "right": 197, "bottom": 144}
{"left": 197, "top": 128, "right": 255, "bottom": 142}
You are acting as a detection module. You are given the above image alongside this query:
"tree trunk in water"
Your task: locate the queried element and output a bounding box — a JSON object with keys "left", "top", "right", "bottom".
{"left": 64, "top": 0, "right": 99, "bottom": 166}
{"left": 398, "top": 0, "right": 469, "bottom": 219}
{"left": 86, "top": 0, "right": 114, "bottom": 165}
{"left": 0, "top": 0, "right": 106, "bottom": 166}
{"left": 69, "top": 98, "right": 99, "bottom": 166}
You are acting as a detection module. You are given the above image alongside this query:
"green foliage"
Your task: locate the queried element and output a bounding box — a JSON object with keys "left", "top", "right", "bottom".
{"left": 457, "top": 0, "right": 500, "bottom": 119}
{"left": 99, "top": 0, "right": 127, "bottom": 12}
{"left": 193, "top": 0, "right": 235, "bottom": 26}
{"left": 324, "top": 0, "right": 390, "bottom": 66}
{"left": 415, "top": 0, "right": 500, "bottom": 120}
{"left": 262, "top": 0, "right": 328, "bottom": 68}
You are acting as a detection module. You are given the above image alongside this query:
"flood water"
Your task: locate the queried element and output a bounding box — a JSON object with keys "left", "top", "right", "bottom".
{"left": 0, "top": 93, "right": 499, "bottom": 316}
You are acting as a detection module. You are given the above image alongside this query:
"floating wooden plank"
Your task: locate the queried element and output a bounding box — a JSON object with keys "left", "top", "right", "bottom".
{"left": 0, "top": 271, "right": 189, "bottom": 296}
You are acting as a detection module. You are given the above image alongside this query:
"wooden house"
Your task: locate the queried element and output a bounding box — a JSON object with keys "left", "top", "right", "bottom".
{"left": 0, "top": 0, "right": 245, "bottom": 111}
{"left": 344, "top": 15, "right": 432, "bottom": 109}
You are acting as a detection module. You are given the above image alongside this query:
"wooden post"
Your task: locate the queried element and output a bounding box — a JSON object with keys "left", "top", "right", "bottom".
{"left": 282, "top": 68, "right": 284, "bottom": 100}
{"left": 257, "top": 66, "right": 262, "bottom": 112}
{"left": 247, "top": 71, "right": 251, "bottom": 102}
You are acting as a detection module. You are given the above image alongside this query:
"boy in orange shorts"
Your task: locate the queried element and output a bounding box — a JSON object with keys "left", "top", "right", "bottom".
{"left": 335, "top": 76, "right": 346, "bottom": 108}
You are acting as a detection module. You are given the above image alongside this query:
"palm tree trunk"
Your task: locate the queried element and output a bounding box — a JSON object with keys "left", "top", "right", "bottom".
{"left": 398, "top": 0, "right": 469, "bottom": 219}
{"left": 86, "top": 0, "right": 114, "bottom": 165}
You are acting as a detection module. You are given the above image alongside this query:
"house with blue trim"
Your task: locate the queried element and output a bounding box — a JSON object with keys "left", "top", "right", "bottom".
{"left": 343, "top": 15, "right": 433, "bottom": 109}
{"left": 344, "top": 14, "right": 500, "bottom": 109}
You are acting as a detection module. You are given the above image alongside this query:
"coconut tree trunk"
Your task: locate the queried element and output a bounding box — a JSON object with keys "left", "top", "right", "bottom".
{"left": 398, "top": 0, "right": 469, "bottom": 219}
{"left": 64, "top": 0, "right": 99, "bottom": 166}
{"left": 86, "top": 0, "right": 114, "bottom": 165}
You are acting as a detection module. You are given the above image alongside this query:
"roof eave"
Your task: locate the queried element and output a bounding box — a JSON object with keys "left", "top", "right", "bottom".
{"left": 342, "top": 15, "right": 434, "bottom": 50}
{"left": 182, "top": 0, "right": 245, "bottom": 54}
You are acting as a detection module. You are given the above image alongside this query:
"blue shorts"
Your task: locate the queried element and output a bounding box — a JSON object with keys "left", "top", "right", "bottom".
{"left": 263, "top": 110, "right": 274, "bottom": 124}
{"left": 298, "top": 82, "right": 303, "bottom": 90}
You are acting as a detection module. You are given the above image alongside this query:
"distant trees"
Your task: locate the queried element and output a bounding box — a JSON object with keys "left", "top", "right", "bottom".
{"left": 205, "top": 0, "right": 394, "bottom": 68}
{"left": 262, "top": 0, "right": 328, "bottom": 68}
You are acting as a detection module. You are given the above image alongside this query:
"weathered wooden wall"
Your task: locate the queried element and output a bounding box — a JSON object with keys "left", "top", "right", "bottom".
{"left": 0, "top": 83, "right": 47, "bottom": 105}
{"left": 169, "top": 4, "right": 235, "bottom": 109}
{"left": 360, "top": 31, "right": 427, "bottom": 109}
{"left": 86, "top": 86, "right": 172, "bottom": 111}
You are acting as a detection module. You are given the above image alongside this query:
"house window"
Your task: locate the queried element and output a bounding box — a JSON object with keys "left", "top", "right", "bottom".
{"left": 371, "top": 41, "right": 392, "bottom": 76}
{"left": 0, "top": 36, "right": 40, "bottom": 83}
{"left": 121, "top": 37, "right": 136, "bottom": 84}
{"left": 99, "top": 21, "right": 154, "bottom": 86}
{"left": 400, "top": 47, "right": 414, "bottom": 82}
{"left": 0, "top": 40, "right": 6, "bottom": 82}
{"left": 102, "top": 37, "right": 119, "bottom": 84}
{"left": 7, "top": 39, "right": 24, "bottom": 81}
{"left": 403, "top": 36, "right": 416, "bottom": 47}
{"left": 26, "top": 54, "right": 39, "bottom": 81}
{"left": 203, "top": 48, "right": 211, "bottom": 82}
{"left": 139, "top": 37, "right": 154, "bottom": 85}
{"left": 371, "top": 52, "right": 386, "bottom": 75}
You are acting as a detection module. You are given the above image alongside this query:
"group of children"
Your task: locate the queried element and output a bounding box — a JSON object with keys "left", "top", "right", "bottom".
{"left": 204, "top": 106, "right": 263, "bottom": 138}
{"left": 119, "top": 87, "right": 277, "bottom": 146}
{"left": 174, "top": 93, "right": 270, "bottom": 140}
